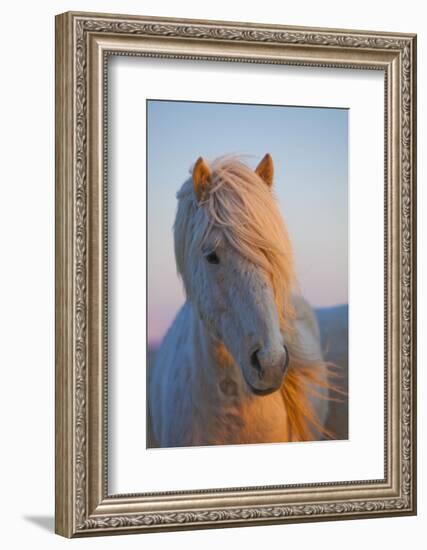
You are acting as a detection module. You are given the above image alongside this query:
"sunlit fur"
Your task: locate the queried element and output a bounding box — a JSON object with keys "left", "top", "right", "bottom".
{"left": 149, "top": 156, "right": 340, "bottom": 447}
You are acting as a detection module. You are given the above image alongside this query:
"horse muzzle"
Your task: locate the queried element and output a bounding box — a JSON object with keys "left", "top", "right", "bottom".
{"left": 245, "top": 344, "right": 289, "bottom": 395}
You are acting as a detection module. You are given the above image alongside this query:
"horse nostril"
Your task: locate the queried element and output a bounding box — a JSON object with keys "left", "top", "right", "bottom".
{"left": 283, "top": 344, "right": 290, "bottom": 373}
{"left": 250, "top": 350, "right": 263, "bottom": 379}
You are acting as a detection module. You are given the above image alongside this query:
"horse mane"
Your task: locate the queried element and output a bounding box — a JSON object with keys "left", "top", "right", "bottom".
{"left": 175, "top": 155, "right": 342, "bottom": 441}
{"left": 283, "top": 360, "right": 343, "bottom": 440}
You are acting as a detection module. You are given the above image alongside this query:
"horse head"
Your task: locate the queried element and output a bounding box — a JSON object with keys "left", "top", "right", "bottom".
{"left": 174, "top": 154, "right": 295, "bottom": 395}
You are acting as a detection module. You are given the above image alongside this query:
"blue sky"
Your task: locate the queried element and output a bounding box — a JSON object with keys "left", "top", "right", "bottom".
{"left": 147, "top": 100, "right": 348, "bottom": 346}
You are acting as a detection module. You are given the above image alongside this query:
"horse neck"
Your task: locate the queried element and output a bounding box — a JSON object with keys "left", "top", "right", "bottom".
{"left": 188, "top": 303, "right": 221, "bottom": 374}
{"left": 187, "top": 302, "right": 239, "bottom": 397}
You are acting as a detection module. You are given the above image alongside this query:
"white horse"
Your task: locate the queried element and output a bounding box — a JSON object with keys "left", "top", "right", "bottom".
{"left": 149, "top": 154, "right": 335, "bottom": 447}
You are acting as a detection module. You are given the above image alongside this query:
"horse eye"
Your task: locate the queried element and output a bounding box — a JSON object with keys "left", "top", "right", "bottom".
{"left": 205, "top": 251, "right": 220, "bottom": 264}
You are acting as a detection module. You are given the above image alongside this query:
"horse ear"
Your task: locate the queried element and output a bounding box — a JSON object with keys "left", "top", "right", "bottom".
{"left": 192, "top": 157, "right": 212, "bottom": 201}
{"left": 255, "top": 153, "right": 274, "bottom": 188}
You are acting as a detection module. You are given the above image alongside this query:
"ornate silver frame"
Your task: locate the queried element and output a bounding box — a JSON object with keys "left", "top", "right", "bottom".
{"left": 55, "top": 11, "right": 417, "bottom": 537}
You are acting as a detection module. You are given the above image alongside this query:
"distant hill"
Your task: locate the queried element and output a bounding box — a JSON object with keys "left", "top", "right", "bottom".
{"left": 315, "top": 304, "right": 348, "bottom": 368}
{"left": 315, "top": 304, "right": 349, "bottom": 439}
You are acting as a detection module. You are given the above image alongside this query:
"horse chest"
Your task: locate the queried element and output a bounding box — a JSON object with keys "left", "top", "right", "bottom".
{"left": 234, "top": 393, "right": 289, "bottom": 443}
{"left": 193, "top": 378, "right": 289, "bottom": 445}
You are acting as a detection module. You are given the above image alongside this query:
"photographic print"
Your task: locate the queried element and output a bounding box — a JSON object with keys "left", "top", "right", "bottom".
{"left": 147, "top": 100, "right": 349, "bottom": 448}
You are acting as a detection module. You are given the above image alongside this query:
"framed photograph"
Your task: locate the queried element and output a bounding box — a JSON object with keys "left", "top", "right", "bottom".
{"left": 55, "top": 11, "right": 417, "bottom": 537}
